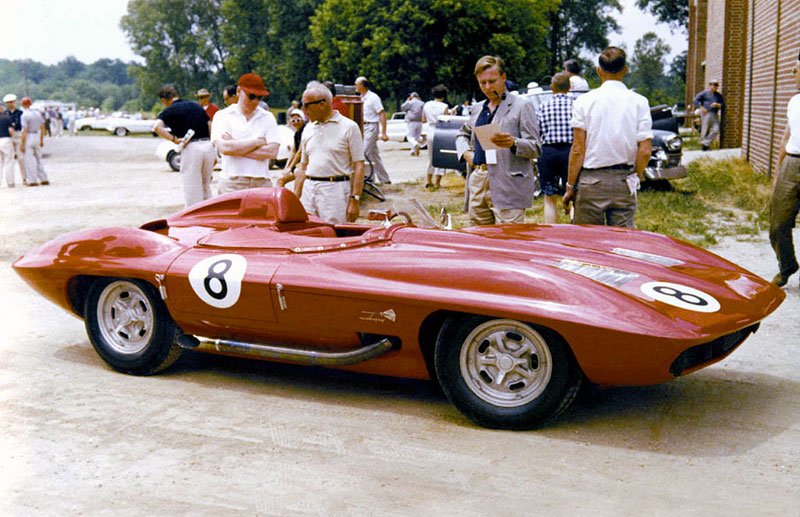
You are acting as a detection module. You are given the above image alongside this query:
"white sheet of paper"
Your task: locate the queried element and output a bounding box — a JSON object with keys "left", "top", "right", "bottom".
{"left": 626, "top": 173, "right": 640, "bottom": 196}
{"left": 474, "top": 123, "right": 501, "bottom": 150}
{"left": 485, "top": 149, "right": 497, "bottom": 164}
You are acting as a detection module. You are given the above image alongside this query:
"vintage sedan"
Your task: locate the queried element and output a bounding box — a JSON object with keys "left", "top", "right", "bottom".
{"left": 13, "top": 188, "right": 783, "bottom": 429}
{"left": 386, "top": 111, "right": 429, "bottom": 143}
{"left": 155, "top": 125, "right": 296, "bottom": 172}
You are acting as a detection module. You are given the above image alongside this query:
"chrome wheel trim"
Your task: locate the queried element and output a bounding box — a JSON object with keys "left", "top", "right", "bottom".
{"left": 96, "top": 281, "right": 155, "bottom": 355}
{"left": 459, "top": 319, "right": 552, "bottom": 408}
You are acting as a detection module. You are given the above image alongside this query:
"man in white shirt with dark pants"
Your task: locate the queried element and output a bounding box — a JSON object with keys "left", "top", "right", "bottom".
{"left": 562, "top": 46, "right": 652, "bottom": 228}
{"left": 769, "top": 52, "right": 800, "bottom": 288}
{"left": 355, "top": 76, "right": 391, "bottom": 184}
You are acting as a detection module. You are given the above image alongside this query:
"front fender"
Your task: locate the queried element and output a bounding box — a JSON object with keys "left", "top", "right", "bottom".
{"left": 13, "top": 228, "right": 186, "bottom": 316}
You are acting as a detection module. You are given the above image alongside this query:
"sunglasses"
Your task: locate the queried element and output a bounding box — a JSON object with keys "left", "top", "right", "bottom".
{"left": 247, "top": 93, "right": 263, "bottom": 101}
{"left": 301, "top": 98, "right": 325, "bottom": 108}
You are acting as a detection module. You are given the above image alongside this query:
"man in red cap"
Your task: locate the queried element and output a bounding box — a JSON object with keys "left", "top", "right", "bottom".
{"left": 211, "top": 72, "right": 280, "bottom": 194}
{"left": 20, "top": 97, "right": 48, "bottom": 186}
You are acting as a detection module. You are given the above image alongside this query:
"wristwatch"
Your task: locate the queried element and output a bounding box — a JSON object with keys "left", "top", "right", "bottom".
{"left": 350, "top": 194, "right": 360, "bottom": 201}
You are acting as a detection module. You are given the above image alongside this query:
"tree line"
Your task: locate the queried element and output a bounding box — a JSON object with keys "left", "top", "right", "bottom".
{"left": 2, "top": 0, "right": 687, "bottom": 115}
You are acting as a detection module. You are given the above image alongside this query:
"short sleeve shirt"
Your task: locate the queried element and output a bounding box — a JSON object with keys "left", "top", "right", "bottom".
{"left": 571, "top": 80, "right": 652, "bottom": 169}
{"left": 21, "top": 109, "right": 45, "bottom": 133}
{"left": 211, "top": 104, "right": 280, "bottom": 179}
{"left": 361, "top": 90, "right": 384, "bottom": 123}
{"left": 0, "top": 114, "right": 14, "bottom": 138}
{"left": 300, "top": 111, "right": 365, "bottom": 177}
{"left": 786, "top": 93, "right": 800, "bottom": 155}
{"left": 158, "top": 99, "right": 210, "bottom": 139}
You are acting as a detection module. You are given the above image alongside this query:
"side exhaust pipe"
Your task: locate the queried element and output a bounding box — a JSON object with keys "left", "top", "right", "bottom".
{"left": 190, "top": 335, "right": 394, "bottom": 367}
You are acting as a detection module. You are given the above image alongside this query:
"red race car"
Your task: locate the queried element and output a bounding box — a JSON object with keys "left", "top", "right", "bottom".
{"left": 13, "top": 188, "right": 785, "bottom": 429}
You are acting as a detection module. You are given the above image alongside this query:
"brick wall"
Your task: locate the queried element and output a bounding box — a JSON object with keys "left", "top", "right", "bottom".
{"left": 743, "top": 0, "right": 800, "bottom": 175}
{"left": 686, "top": 0, "right": 708, "bottom": 112}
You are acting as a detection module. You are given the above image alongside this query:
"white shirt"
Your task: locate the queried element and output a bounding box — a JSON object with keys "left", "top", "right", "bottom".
{"left": 301, "top": 111, "right": 365, "bottom": 177}
{"left": 211, "top": 104, "right": 279, "bottom": 178}
{"left": 423, "top": 100, "right": 448, "bottom": 132}
{"left": 570, "top": 75, "right": 589, "bottom": 91}
{"left": 571, "top": 80, "right": 653, "bottom": 169}
{"left": 786, "top": 93, "right": 800, "bottom": 155}
{"left": 361, "top": 90, "right": 384, "bottom": 123}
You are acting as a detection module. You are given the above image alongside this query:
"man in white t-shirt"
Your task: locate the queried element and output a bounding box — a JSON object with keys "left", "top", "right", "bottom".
{"left": 355, "top": 76, "right": 391, "bottom": 184}
{"left": 422, "top": 84, "right": 450, "bottom": 189}
{"left": 562, "top": 47, "right": 652, "bottom": 228}
{"left": 564, "top": 59, "right": 590, "bottom": 91}
{"left": 769, "top": 53, "right": 800, "bottom": 288}
{"left": 211, "top": 73, "right": 280, "bottom": 194}
{"left": 295, "top": 82, "right": 365, "bottom": 224}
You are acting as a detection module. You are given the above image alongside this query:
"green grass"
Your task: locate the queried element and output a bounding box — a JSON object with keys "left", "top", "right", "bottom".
{"left": 384, "top": 157, "right": 772, "bottom": 249}
{"left": 637, "top": 157, "right": 772, "bottom": 247}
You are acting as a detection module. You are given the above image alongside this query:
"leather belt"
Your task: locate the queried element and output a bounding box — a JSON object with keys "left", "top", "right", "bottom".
{"left": 307, "top": 175, "right": 350, "bottom": 182}
{"left": 583, "top": 163, "right": 632, "bottom": 171}
{"left": 473, "top": 164, "right": 488, "bottom": 171}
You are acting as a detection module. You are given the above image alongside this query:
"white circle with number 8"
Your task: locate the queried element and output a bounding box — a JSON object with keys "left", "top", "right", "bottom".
{"left": 640, "top": 281, "right": 720, "bottom": 313}
{"left": 188, "top": 254, "right": 247, "bottom": 309}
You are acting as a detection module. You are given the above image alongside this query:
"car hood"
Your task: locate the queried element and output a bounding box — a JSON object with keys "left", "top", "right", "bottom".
{"left": 289, "top": 224, "right": 783, "bottom": 340}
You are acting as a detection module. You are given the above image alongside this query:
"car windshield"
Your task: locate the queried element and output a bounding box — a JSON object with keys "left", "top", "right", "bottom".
{"left": 368, "top": 197, "right": 447, "bottom": 229}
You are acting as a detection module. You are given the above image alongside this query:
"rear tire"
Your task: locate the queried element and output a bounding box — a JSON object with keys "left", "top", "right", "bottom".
{"left": 114, "top": 127, "right": 128, "bottom": 136}
{"left": 434, "top": 315, "right": 581, "bottom": 429}
{"left": 85, "top": 278, "right": 182, "bottom": 375}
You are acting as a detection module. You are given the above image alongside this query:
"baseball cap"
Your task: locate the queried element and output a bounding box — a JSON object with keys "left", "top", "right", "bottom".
{"left": 3, "top": 94, "right": 16, "bottom": 103}
{"left": 709, "top": 79, "right": 719, "bottom": 85}
{"left": 238, "top": 73, "right": 269, "bottom": 96}
{"left": 196, "top": 88, "right": 210, "bottom": 97}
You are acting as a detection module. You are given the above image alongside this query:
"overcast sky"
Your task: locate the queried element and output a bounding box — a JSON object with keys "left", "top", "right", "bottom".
{"left": 0, "top": 0, "right": 687, "bottom": 66}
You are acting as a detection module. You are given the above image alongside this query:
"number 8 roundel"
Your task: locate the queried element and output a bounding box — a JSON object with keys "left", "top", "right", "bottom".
{"left": 188, "top": 254, "right": 248, "bottom": 309}
{"left": 640, "top": 281, "right": 720, "bottom": 313}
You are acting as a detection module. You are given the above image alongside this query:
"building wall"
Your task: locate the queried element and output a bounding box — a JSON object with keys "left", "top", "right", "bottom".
{"left": 686, "top": 0, "right": 708, "bottom": 112}
{"left": 701, "top": 0, "right": 747, "bottom": 149}
{"left": 742, "top": 0, "right": 800, "bottom": 175}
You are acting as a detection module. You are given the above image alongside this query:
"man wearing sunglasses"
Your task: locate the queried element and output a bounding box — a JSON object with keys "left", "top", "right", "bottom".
{"left": 294, "top": 81, "right": 364, "bottom": 224}
{"left": 211, "top": 73, "right": 280, "bottom": 195}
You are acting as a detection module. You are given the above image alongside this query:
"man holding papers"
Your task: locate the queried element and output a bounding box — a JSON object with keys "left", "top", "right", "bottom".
{"left": 456, "top": 55, "right": 541, "bottom": 225}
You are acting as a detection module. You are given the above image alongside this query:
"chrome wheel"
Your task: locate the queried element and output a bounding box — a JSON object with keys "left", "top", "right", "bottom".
{"left": 95, "top": 281, "right": 155, "bottom": 355}
{"left": 459, "top": 319, "right": 552, "bottom": 408}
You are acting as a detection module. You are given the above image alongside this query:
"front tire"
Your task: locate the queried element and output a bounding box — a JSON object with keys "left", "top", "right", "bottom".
{"left": 167, "top": 150, "right": 181, "bottom": 172}
{"left": 435, "top": 316, "right": 581, "bottom": 429}
{"left": 85, "top": 278, "right": 182, "bottom": 375}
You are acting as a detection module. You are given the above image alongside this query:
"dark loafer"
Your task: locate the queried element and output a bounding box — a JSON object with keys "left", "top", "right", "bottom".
{"left": 772, "top": 267, "right": 799, "bottom": 287}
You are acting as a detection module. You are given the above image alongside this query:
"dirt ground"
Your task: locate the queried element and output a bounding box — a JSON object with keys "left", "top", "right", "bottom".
{"left": 1, "top": 136, "right": 798, "bottom": 515}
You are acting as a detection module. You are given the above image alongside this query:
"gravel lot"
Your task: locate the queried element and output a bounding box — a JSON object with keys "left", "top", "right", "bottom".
{"left": 0, "top": 136, "right": 797, "bottom": 515}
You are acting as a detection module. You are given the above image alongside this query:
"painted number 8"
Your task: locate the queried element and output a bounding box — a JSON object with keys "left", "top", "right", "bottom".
{"left": 204, "top": 259, "right": 232, "bottom": 300}
{"left": 653, "top": 285, "right": 708, "bottom": 307}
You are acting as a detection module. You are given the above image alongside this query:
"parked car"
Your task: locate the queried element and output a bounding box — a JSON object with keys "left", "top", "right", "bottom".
{"left": 432, "top": 91, "right": 686, "bottom": 182}
{"left": 155, "top": 125, "right": 295, "bottom": 172}
{"left": 386, "top": 111, "right": 428, "bottom": 143}
{"left": 13, "top": 187, "right": 784, "bottom": 429}
{"left": 101, "top": 117, "right": 158, "bottom": 136}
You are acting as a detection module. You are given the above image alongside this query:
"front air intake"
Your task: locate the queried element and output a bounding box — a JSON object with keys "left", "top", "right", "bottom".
{"left": 670, "top": 324, "right": 759, "bottom": 376}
